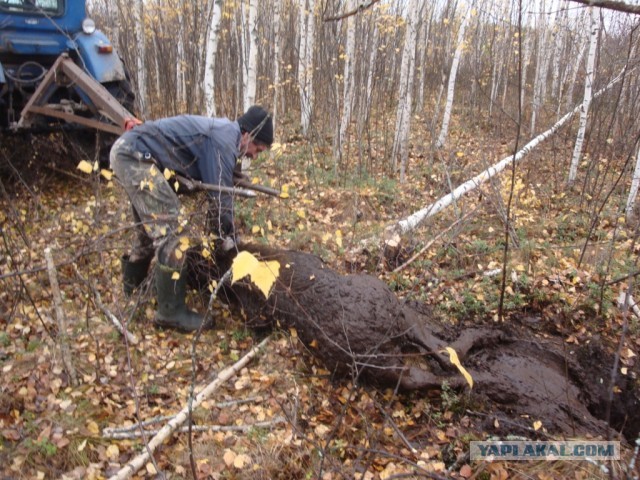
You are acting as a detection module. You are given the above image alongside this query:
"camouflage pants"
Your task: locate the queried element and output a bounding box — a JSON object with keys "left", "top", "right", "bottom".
{"left": 110, "top": 137, "right": 184, "bottom": 267}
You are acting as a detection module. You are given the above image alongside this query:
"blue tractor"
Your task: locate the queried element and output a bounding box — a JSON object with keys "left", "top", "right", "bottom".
{"left": 0, "top": 0, "right": 134, "bottom": 131}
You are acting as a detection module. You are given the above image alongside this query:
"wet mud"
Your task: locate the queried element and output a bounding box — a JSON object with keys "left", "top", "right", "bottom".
{"left": 188, "top": 244, "right": 639, "bottom": 441}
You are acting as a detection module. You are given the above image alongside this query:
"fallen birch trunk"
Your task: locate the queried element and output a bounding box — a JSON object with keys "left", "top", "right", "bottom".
{"left": 107, "top": 335, "right": 271, "bottom": 480}
{"left": 382, "top": 66, "right": 631, "bottom": 242}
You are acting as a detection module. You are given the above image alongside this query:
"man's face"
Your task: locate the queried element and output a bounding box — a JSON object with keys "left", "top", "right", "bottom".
{"left": 240, "top": 132, "right": 269, "bottom": 159}
{"left": 244, "top": 140, "right": 269, "bottom": 159}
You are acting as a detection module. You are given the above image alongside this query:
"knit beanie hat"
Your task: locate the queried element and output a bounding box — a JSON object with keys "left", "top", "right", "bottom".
{"left": 237, "top": 105, "right": 273, "bottom": 146}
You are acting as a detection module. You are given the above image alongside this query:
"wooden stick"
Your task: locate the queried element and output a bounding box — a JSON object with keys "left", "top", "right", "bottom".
{"left": 44, "top": 247, "right": 78, "bottom": 386}
{"left": 72, "top": 264, "right": 138, "bottom": 344}
{"left": 392, "top": 211, "right": 474, "bottom": 273}
{"left": 103, "top": 417, "right": 285, "bottom": 439}
{"left": 108, "top": 335, "right": 271, "bottom": 480}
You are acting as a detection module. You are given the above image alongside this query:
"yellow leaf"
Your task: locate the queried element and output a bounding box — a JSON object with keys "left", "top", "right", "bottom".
{"left": 174, "top": 248, "right": 183, "bottom": 260}
{"left": 202, "top": 248, "right": 211, "bottom": 259}
{"left": 163, "top": 168, "right": 173, "bottom": 180}
{"left": 100, "top": 169, "right": 113, "bottom": 180}
{"left": 146, "top": 462, "right": 157, "bottom": 475}
{"left": 223, "top": 449, "right": 236, "bottom": 466}
{"left": 442, "top": 347, "right": 473, "bottom": 389}
{"left": 231, "top": 251, "right": 260, "bottom": 284}
{"left": 106, "top": 444, "right": 120, "bottom": 460}
{"left": 86, "top": 420, "right": 99, "bottom": 435}
{"left": 249, "top": 260, "right": 280, "bottom": 298}
{"left": 252, "top": 225, "right": 261, "bottom": 234}
{"left": 174, "top": 180, "right": 180, "bottom": 192}
{"left": 234, "top": 453, "right": 251, "bottom": 469}
{"left": 280, "top": 191, "right": 290, "bottom": 199}
{"left": 533, "top": 420, "right": 542, "bottom": 431}
{"left": 336, "top": 230, "right": 343, "bottom": 248}
{"left": 280, "top": 184, "right": 290, "bottom": 199}
{"left": 208, "top": 280, "right": 218, "bottom": 293}
{"left": 77, "top": 160, "right": 93, "bottom": 174}
{"left": 296, "top": 209, "right": 306, "bottom": 219}
{"left": 171, "top": 272, "right": 180, "bottom": 280}
{"left": 77, "top": 439, "right": 87, "bottom": 452}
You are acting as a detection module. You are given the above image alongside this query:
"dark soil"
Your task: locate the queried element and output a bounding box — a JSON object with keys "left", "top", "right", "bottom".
{"left": 189, "top": 243, "right": 640, "bottom": 443}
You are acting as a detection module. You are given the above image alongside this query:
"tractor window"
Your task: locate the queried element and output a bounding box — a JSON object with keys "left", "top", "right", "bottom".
{"left": 0, "top": 0, "right": 63, "bottom": 15}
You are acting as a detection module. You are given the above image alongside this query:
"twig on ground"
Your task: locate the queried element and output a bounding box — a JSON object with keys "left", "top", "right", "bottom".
{"left": 102, "top": 396, "right": 265, "bottom": 434}
{"left": 107, "top": 335, "right": 271, "bottom": 480}
{"left": 392, "top": 210, "right": 475, "bottom": 273}
{"left": 73, "top": 264, "right": 138, "bottom": 344}
{"left": 44, "top": 247, "right": 78, "bottom": 386}
{"left": 103, "top": 417, "right": 286, "bottom": 439}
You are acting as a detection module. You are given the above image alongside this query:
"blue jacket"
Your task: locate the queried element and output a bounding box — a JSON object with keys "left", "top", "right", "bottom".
{"left": 122, "top": 115, "right": 241, "bottom": 236}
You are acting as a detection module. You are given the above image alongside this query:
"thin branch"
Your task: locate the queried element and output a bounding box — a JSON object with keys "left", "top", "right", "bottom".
{"left": 567, "top": 0, "right": 640, "bottom": 15}
{"left": 44, "top": 247, "right": 78, "bottom": 386}
{"left": 72, "top": 264, "right": 138, "bottom": 344}
{"left": 103, "top": 417, "right": 286, "bottom": 439}
{"left": 323, "top": 0, "right": 381, "bottom": 21}
{"left": 392, "top": 210, "right": 475, "bottom": 273}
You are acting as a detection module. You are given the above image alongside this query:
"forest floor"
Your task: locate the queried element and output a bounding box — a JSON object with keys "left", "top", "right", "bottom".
{"left": 1, "top": 117, "right": 639, "bottom": 479}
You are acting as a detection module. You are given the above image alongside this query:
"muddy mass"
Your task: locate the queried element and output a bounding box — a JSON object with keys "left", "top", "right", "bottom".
{"left": 189, "top": 244, "right": 639, "bottom": 442}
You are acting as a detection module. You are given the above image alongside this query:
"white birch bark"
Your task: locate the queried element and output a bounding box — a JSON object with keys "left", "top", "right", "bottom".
{"left": 392, "top": 0, "right": 420, "bottom": 182}
{"left": 176, "top": 11, "right": 186, "bottom": 109}
{"left": 563, "top": 41, "right": 587, "bottom": 114}
{"left": 134, "top": 0, "right": 147, "bottom": 116}
{"left": 435, "top": 6, "right": 470, "bottom": 149}
{"left": 626, "top": 145, "right": 640, "bottom": 220}
{"left": 243, "top": 0, "right": 259, "bottom": 111}
{"left": 530, "top": 4, "right": 556, "bottom": 134}
{"left": 335, "top": 0, "right": 357, "bottom": 163}
{"left": 416, "top": 7, "right": 432, "bottom": 112}
{"left": 298, "top": 0, "right": 315, "bottom": 136}
{"left": 385, "top": 68, "right": 628, "bottom": 238}
{"left": 568, "top": 7, "right": 599, "bottom": 184}
{"left": 204, "top": 0, "right": 223, "bottom": 117}
{"left": 272, "top": 0, "right": 282, "bottom": 131}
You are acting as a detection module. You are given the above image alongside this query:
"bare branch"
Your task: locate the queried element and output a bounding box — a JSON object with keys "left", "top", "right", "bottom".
{"left": 323, "top": 0, "right": 381, "bottom": 22}
{"left": 567, "top": 0, "right": 640, "bottom": 15}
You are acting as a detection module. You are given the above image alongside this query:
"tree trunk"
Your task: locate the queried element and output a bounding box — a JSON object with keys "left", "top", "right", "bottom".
{"left": 243, "top": 0, "right": 259, "bottom": 111}
{"left": 134, "top": 0, "right": 147, "bottom": 116}
{"left": 568, "top": 7, "right": 599, "bottom": 185}
{"left": 298, "top": 0, "right": 315, "bottom": 136}
{"left": 205, "top": 0, "right": 223, "bottom": 117}
{"left": 391, "top": 0, "right": 421, "bottom": 183}
{"left": 435, "top": 6, "right": 470, "bottom": 149}
{"left": 334, "top": 0, "right": 357, "bottom": 165}
{"left": 272, "top": 0, "right": 283, "bottom": 131}
{"left": 626, "top": 143, "right": 640, "bottom": 220}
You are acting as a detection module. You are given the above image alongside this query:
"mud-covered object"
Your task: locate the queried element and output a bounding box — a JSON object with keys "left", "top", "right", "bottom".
{"left": 187, "top": 244, "right": 639, "bottom": 441}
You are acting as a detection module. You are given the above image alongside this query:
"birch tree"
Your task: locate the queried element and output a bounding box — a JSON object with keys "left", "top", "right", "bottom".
{"left": 204, "top": 0, "right": 223, "bottom": 117}
{"left": 243, "top": 0, "right": 259, "bottom": 111}
{"left": 134, "top": 0, "right": 147, "bottom": 116}
{"left": 298, "top": 0, "right": 316, "bottom": 136}
{"left": 568, "top": 7, "right": 599, "bottom": 185}
{"left": 391, "top": 0, "right": 421, "bottom": 182}
{"left": 272, "top": 0, "right": 283, "bottom": 131}
{"left": 334, "top": 0, "right": 357, "bottom": 164}
{"left": 627, "top": 144, "right": 640, "bottom": 220}
{"left": 435, "top": 6, "right": 471, "bottom": 149}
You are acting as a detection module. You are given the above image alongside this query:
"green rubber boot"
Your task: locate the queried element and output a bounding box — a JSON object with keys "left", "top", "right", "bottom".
{"left": 154, "top": 262, "right": 213, "bottom": 332}
{"left": 122, "top": 255, "right": 152, "bottom": 296}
